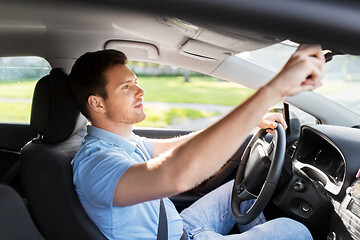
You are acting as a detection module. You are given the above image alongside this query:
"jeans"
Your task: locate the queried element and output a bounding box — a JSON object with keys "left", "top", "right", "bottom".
{"left": 180, "top": 180, "right": 313, "bottom": 240}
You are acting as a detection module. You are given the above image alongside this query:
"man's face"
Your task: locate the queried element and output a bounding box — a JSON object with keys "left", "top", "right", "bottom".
{"left": 101, "top": 64, "right": 146, "bottom": 125}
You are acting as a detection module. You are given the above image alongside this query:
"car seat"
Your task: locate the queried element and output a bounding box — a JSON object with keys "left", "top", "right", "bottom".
{"left": 19, "top": 69, "right": 107, "bottom": 240}
{"left": 0, "top": 184, "right": 44, "bottom": 240}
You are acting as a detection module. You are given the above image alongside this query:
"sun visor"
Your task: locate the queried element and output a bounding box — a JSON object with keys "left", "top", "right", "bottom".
{"left": 195, "top": 28, "right": 272, "bottom": 52}
{"left": 180, "top": 40, "right": 234, "bottom": 61}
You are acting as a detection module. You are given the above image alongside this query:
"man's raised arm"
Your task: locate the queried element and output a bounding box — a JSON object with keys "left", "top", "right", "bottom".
{"left": 113, "top": 44, "right": 325, "bottom": 207}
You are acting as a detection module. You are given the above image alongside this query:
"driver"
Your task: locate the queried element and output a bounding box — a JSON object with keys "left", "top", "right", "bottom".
{"left": 70, "top": 44, "right": 324, "bottom": 240}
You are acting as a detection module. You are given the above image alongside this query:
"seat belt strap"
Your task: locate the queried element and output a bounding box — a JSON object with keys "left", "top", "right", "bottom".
{"left": 137, "top": 146, "right": 187, "bottom": 240}
{"left": 157, "top": 198, "right": 189, "bottom": 240}
{"left": 157, "top": 199, "right": 168, "bottom": 240}
{"left": 180, "top": 228, "right": 188, "bottom": 240}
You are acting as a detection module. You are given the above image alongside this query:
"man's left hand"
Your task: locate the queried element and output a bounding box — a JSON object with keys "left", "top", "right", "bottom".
{"left": 258, "top": 112, "right": 287, "bottom": 134}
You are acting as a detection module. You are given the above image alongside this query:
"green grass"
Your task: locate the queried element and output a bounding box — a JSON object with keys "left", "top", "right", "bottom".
{"left": 0, "top": 77, "right": 254, "bottom": 105}
{"left": 136, "top": 107, "right": 221, "bottom": 128}
{"left": 0, "top": 76, "right": 253, "bottom": 125}
{"left": 0, "top": 80, "right": 37, "bottom": 98}
{"left": 138, "top": 76, "right": 254, "bottom": 106}
{"left": 0, "top": 103, "right": 31, "bottom": 123}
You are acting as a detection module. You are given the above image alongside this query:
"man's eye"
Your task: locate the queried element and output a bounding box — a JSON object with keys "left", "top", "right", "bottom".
{"left": 123, "top": 85, "right": 129, "bottom": 89}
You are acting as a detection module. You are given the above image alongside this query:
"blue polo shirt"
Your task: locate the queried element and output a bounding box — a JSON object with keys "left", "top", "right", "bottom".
{"left": 72, "top": 126, "right": 184, "bottom": 239}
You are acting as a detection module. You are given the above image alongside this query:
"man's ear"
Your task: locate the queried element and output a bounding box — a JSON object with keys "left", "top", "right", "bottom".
{"left": 88, "top": 95, "right": 105, "bottom": 114}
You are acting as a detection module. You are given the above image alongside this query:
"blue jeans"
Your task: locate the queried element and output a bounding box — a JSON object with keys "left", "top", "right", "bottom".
{"left": 180, "top": 180, "right": 313, "bottom": 240}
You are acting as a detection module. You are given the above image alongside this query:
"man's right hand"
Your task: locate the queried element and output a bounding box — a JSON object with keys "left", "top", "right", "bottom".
{"left": 267, "top": 44, "right": 325, "bottom": 98}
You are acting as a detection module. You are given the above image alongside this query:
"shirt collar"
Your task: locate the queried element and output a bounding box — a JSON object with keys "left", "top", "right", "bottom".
{"left": 87, "top": 125, "right": 136, "bottom": 154}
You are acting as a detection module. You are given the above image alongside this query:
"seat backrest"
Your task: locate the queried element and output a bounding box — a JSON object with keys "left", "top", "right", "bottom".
{"left": 20, "top": 69, "right": 107, "bottom": 240}
{"left": 0, "top": 184, "right": 44, "bottom": 240}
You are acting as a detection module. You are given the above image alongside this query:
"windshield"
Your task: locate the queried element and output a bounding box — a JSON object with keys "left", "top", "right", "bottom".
{"left": 236, "top": 41, "right": 360, "bottom": 115}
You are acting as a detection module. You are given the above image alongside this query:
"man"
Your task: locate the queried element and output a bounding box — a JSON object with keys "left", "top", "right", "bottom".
{"left": 69, "top": 45, "right": 324, "bottom": 239}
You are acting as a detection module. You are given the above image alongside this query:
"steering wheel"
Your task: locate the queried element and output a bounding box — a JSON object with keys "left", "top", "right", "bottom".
{"left": 231, "top": 123, "right": 286, "bottom": 224}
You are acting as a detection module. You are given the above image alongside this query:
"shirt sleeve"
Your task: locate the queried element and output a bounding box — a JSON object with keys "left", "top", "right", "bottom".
{"left": 76, "top": 146, "right": 136, "bottom": 207}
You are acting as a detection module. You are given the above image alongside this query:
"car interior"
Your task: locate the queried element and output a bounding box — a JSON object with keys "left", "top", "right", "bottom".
{"left": 1, "top": 0, "right": 360, "bottom": 239}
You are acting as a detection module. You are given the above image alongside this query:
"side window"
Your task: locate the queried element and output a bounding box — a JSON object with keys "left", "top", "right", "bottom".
{"left": 0, "top": 57, "right": 51, "bottom": 123}
{"left": 128, "top": 61, "right": 254, "bottom": 130}
{"left": 288, "top": 105, "right": 317, "bottom": 125}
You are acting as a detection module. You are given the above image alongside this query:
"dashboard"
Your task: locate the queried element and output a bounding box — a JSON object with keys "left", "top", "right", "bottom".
{"left": 293, "top": 126, "right": 345, "bottom": 195}
{"left": 281, "top": 124, "right": 360, "bottom": 239}
{"left": 293, "top": 124, "right": 360, "bottom": 201}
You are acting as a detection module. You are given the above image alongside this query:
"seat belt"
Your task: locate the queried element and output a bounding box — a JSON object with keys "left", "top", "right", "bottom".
{"left": 157, "top": 199, "right": 189, "bottom": 240}
{"left": 157, "top": 199, "right": 168, "bottom": 240}
{"left": 180, "top": 229, "right": 189, "bottom": 240}
{"left": 136, "top": 146, "right": 188, "bottom": 240}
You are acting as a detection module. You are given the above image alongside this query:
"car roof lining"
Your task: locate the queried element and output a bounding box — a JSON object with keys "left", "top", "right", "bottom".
{"left": 2, "top": 0, "right": 360, "bottom": 56}
{"left": 0, "top": 1, "right": 279, "bottom": 70}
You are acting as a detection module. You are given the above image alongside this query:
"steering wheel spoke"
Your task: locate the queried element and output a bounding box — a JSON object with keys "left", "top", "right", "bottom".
{"left": 267, "top": 141, "right": 275, "bottom": 155}
{"left": 237, "top": 183, "right": 257, "bottom": 201}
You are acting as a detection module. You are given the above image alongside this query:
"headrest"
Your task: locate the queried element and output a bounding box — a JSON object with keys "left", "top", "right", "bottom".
{"left": 30, "top": 68, "right": 87, "bottom": 144}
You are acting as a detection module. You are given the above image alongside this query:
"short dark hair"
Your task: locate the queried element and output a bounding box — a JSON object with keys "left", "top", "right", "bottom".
{"left": 69, "top": 49, "right": 127, "bottom": 120}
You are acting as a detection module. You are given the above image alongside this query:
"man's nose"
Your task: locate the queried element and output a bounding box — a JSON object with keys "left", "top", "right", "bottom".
{"left": 136, "top": 86, "right": 145, "bottom": 97}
